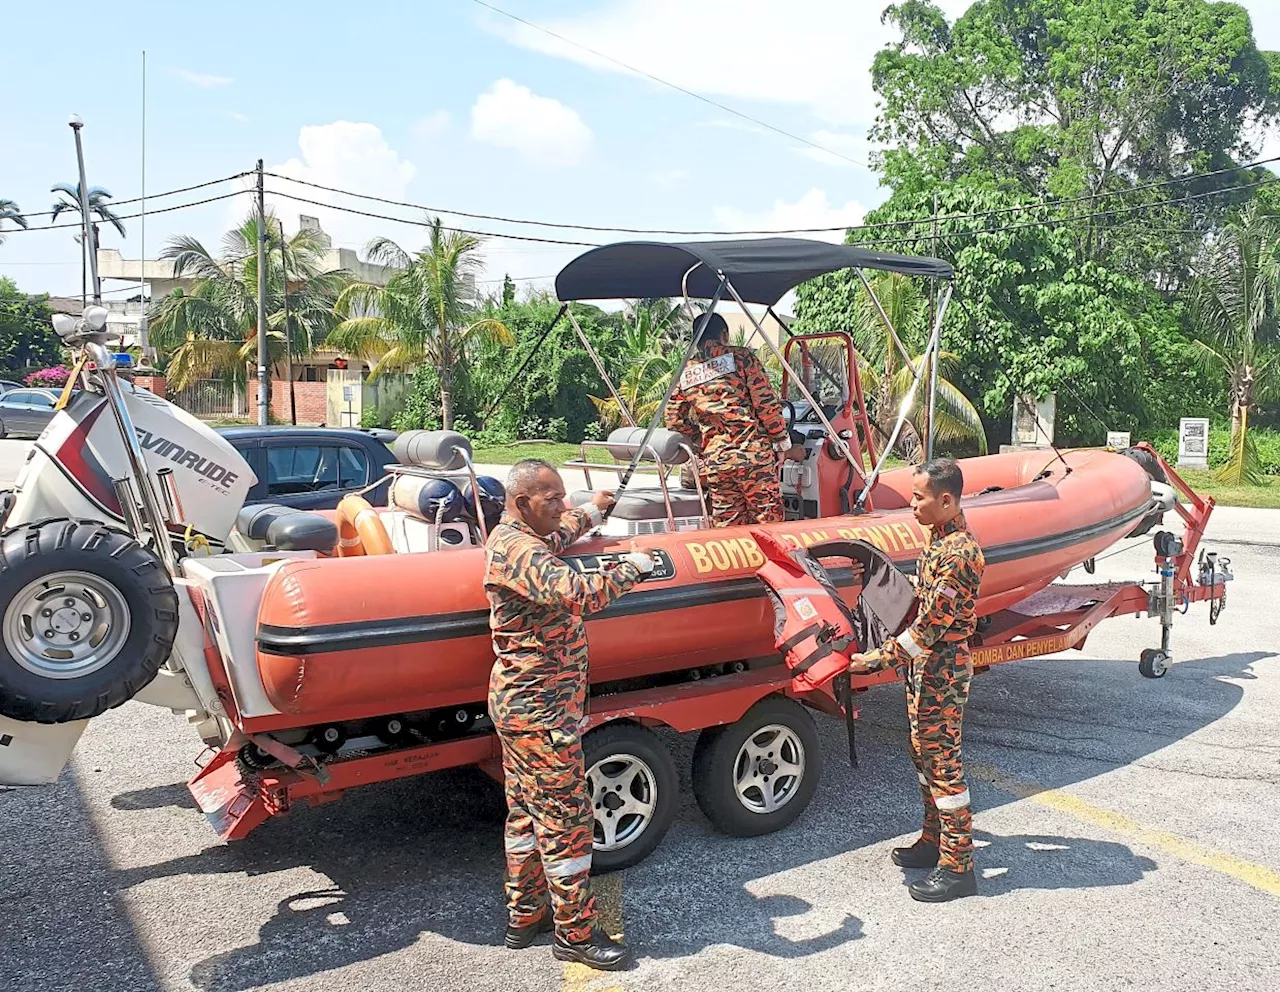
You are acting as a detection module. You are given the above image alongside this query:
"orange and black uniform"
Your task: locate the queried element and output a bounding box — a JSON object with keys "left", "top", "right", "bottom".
{"left": 863, "top": 512, "right": 985, "bottom": 872}
{"left": 485, "top": 504, "right": 649, "bottom": 942}
{"left": 665, "top": 340, "right": 790, "bottom": 527}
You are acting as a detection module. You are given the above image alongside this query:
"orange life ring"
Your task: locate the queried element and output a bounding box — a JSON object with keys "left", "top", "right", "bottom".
{"left": 335, "top": 494, "right": 394, "bottom": 557}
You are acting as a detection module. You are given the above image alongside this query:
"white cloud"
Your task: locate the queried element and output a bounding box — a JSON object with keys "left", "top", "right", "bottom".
{"left": 228, "top": 111, "right": 249, "bottom": 123}
{"left": 469, "top": 79, "right": 593, "bottom": 166}
{"left": 482, "top": 0, "right": 977, "bottom": 128}
{"left": 174, "top": 68, "right": 233, "bottom": 88}
{"left": 411, "top": 110, "right": 451, "bottom": 142}
{"left": 799, "top": 130, "right": 868, "bottom": 168}
{"left": 713, "top": 188, "right": 865, "bottom": 244}
{"left": 257, "top": 121, "right": 418, "bottom": 254}
{"left": 649, "top": 168, "right": 688, "bottom": 187}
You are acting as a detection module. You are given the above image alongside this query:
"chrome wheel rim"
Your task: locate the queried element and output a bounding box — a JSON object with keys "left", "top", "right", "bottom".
{"left": 732, "top": 724, "right": 806, "bottom": 814}
{"left": 588, "top": 751, "right": 658, "bottom": 852}
{"left": 3, "top": 570, "right": 131, "bottom": 679}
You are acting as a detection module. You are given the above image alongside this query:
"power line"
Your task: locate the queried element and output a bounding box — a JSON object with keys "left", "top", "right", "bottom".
{"left": 265, "top": 151, "right": 1280, "bottom": 238}
{"left": 263, "top": 189, "right": 601, "bottom": 247}
{"left": 17, "top": 173, "right": 252, "bottom": 220}
{"left": 4, "top": 190, "right": 251, "bottom": 233}
{"left": 466, "top": 0, "right": 866, "bottom": 169}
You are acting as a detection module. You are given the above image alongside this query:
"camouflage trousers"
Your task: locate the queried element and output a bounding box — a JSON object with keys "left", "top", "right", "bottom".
{"left": 905, "top": 642, "right": 974, "bottom": 872}
{"left": 705, "top": 465, "right": 784, "bottom": 528}
{"left": 498, "top": 727, "right": 596, "bottom": 942}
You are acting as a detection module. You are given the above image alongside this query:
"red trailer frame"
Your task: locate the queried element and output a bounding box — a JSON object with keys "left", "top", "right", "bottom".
{"left": 189, "top": 443, "right": 1230, "bottom": 848}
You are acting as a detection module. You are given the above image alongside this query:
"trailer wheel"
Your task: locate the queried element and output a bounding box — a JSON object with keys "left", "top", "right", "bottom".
{"left": 0, "top": 519, "right": 178, "bottom": 724}
{"left": 1139, "top": 648, "right": 1170, "bottom": 679}
{"left": 1124, "top": 448, "right": 1169, "bottom": 537}
{"left": 692, "top": 695, "right": 822, "bottom": 838}
{"left": 584, "top": 722, "right": 679, "bottom": 873}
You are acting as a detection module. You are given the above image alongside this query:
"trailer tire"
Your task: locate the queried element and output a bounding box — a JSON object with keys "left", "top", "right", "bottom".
{"left": 692, "top": 695, "right": 821, "bottom": 838}
{"left": 0, "top": 518, "right": 179, "bottom": 724}
{"left": 584, "top": 722, "right": 679, "bottom": 873}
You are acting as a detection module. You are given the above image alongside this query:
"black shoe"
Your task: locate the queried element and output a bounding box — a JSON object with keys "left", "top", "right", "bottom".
{"left": 908, "top": 866, "right": 978, "bottom": 903}
{"left": 891, "top": 838, "right": 939, "bottom": 869}
{"left": 551, "top": 929, "right": 633, "bottom": 971}
{"left": 504, "top": 913, "right": 552, "bottom": 949}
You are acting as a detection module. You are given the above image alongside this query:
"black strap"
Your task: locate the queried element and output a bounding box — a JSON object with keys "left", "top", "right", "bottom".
{"left": 791, "top": 636, "right": 852, "bottom": 675}
{"left": 778, "top": 621, "right": 824, "bottom": 654}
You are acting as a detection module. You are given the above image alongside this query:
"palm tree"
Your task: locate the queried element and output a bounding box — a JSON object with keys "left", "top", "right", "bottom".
{"left": 590, "top": 298, "right": 693, "bottom": 427}
{"left": 50, "top": 184, "right": 127, "bottom": 305}
{"left": 1189, "top": 201, "right": 1280, "bottom": 484}
{"left": 329, "top": 216, "right": 512, "bottom": 428}
{"left": 0, "top": 198, "right": 28, "bottom": 246}
{"left": 147, "top": 211, "right": 348, "bottom": 392}
{"left": 852, "top": 272, "right": 987, "bottom": 461}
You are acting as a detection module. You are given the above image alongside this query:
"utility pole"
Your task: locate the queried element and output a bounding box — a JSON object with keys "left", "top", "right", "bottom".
{"left": 69, "top": 115, "right": 101, "bottom": 306}
{"left": 280, "top": 229, "right": 297, "bottom": 424}
{"left": 256, "top": 159, "right": 269, "bottom": 426}
{"left": 925, "top": 192, "right": 939, "bottom": 462}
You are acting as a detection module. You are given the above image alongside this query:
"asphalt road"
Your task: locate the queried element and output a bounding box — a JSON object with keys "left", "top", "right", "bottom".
{"left": 2, "top": 438, "right": 1279, "bottom": 992}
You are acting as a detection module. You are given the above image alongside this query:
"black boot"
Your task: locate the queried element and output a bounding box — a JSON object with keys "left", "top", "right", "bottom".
{"left": 908, "top": 866, "right": 978, "bottom": 903}
{"left": 552, "top": 929, "right": 633, "bottom": 971}
{"left": 505, "top": 912, "right": 552, "bottom": 949}
{"left": 891, "top": 837, "right": 939, "bottom": 869}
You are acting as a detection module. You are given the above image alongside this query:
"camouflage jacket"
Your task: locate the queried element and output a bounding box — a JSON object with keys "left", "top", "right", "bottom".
{"left": 665, "top": 341, "right": 789, "bottom": 473}
{"left": 485, "top": 507, "right": 645, "bottom": 733}
{"left": 866, "top": 512, "right": 984, "bottom": 674}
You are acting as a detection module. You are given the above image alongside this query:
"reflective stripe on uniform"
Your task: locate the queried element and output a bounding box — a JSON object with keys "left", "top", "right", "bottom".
{"left": 934, "top": 788, "right": 971, "bottom": 811}
{"left": 504, "top": 834, "right": 537, "bottom": 854}
{"left": 897, "top": 629, "right": 924, "bottom": 658}
{"left": 543, "top": 853, "right": 592, "bottom": 878}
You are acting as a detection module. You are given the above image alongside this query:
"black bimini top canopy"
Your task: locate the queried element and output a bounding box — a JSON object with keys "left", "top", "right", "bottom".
{"left": 555, "top": 237, "right": 953, "bottom": 305}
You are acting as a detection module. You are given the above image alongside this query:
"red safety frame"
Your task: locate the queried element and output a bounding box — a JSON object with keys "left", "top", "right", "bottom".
{"left": 188, "top": 445, "right": 1224, "bottom": 842}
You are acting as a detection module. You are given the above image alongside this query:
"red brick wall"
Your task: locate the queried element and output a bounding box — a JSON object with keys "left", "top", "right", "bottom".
{"left": 247, "top": 378, "right": 327, "bottom": 425}
{"left": 134, "top": 375, "right": 166, "bottom": 399}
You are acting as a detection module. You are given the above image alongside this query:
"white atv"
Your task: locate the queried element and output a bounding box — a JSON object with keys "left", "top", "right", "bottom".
{"left": 0, "top": 305, "right": 264, "bottom": 782}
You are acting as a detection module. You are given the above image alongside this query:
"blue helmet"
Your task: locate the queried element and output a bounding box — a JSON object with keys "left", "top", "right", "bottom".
{"left": 414, "top": 478, "right": 467, "bottom": 523}
{"left": 463, "top": 475, "right": 506, "bottom": 529}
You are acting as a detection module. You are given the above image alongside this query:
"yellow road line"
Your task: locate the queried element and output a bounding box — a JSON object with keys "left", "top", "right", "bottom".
{"left": 968, "top": 760, "right": 1280, "bottom": 897}
{"left": 561, "top": 873, "right": 626, "bottom": 992}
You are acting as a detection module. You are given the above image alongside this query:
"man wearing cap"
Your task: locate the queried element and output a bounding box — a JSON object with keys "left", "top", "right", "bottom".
{"left": 665, "top": 312, "right": 804, "bottom": 527}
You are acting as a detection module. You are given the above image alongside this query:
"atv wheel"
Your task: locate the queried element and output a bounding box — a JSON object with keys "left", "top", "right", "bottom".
{"left": 0, "top": 519, "right": 179, "bottom": 724}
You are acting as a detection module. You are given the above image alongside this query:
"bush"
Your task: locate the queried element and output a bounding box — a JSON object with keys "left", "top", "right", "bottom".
{"left": 1142, "top": 425, "right": 1280, "bottom": 475}
{"left": 24, "top": 365, "right": 72, "bottom": 388}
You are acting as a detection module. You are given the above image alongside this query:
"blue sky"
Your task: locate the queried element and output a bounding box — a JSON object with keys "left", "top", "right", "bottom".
{"left": 2, "top": 0, "right": 1278, "bottom": 308}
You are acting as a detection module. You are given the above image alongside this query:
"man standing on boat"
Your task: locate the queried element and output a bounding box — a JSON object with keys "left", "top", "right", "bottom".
{"left": 845, "top": 458, "right": 986, "bottom": 903}
{"left": 665, "top": 312, "right": 805, "bottom": 527}
{"left": 485, "top": 458, "right": 657, "bottom": 972}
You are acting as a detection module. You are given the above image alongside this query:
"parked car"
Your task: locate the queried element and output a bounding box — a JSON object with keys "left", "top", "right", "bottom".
{"left": 0, "top": 387, "right": 63, "bottom": 438}
{"left": 0, "top": 380, "right": 24, "bottom": 395}
{"left": 216, "top": 426, "right": 398, "bottom": 511}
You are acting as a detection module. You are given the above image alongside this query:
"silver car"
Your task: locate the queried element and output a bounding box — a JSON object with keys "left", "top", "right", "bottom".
{"left": 0, "top": 387, "right": 63, "bottom": 438}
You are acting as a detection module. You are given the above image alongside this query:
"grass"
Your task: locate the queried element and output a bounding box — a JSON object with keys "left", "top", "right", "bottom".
{"left": 472, "top": 441, "right": 591, "bottom": 466}
{"left": 1175, "top": 469, "right": 1280, "bottom": 510}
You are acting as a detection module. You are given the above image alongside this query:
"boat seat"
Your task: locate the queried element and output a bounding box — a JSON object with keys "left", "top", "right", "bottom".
{"left": 569, "top": 487, "right": 706, "bottom": 522}
{"left": 235, "top": 503, "right": 339, "bottom": 553}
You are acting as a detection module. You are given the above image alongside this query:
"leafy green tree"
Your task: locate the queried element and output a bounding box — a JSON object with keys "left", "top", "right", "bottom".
{"left": 50, "top": 183, "right": 128, "bottom": 304}
{"left": 0, "top": 199, "right": 28, "bottom": 246}
{"left": 0, "top": 278, "right": 62, "bottom": 371}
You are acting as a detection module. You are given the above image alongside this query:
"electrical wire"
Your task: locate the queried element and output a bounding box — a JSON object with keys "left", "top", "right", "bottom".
{"left": 16, "top": 173, "right": 252, "bottom": 220}
{"left": 466, "top": 0, "right": 866, "bottom": 168}
{"left": 4, "top": 190, "right": 251, "bottom": 234}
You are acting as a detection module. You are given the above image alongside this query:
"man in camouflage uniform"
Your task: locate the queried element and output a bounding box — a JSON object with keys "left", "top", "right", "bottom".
{"left": 485, "top": 458, "right": 657, "bottom": 971}
{"left": 665, "top": 312, "right": 804, "bottom": 527}
{"left": 846, "top": 458, "right": 986, "bottom": 902}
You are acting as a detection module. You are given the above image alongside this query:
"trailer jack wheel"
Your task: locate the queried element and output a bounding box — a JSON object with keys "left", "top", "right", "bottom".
{"left": 583, "top": 723, "right": 679, "bottom": 873}
{"left": 692, "top": 695, "right": 822, "bottom": 838}
{"left": 1139, "top": 648, "right": 1170, "bottom": 679}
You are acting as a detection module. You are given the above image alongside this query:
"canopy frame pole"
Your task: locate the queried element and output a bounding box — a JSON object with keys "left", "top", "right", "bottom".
{"left": 722, "top": 281, "right": 861, "bottom": 475}
{"left": 566, "top": 308, "right": 635, "bottom": 428}
{"left": 609, "top": 269, "right": 725, "bottom": 507}
{"left": 854, "top": 266, "right": 920, "bottom": 383}
{"left": 854, "top": 281, "right": 952, "bottom": 511}
{"left": 479, "top": 303, "right": 566, "bottom": 424}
